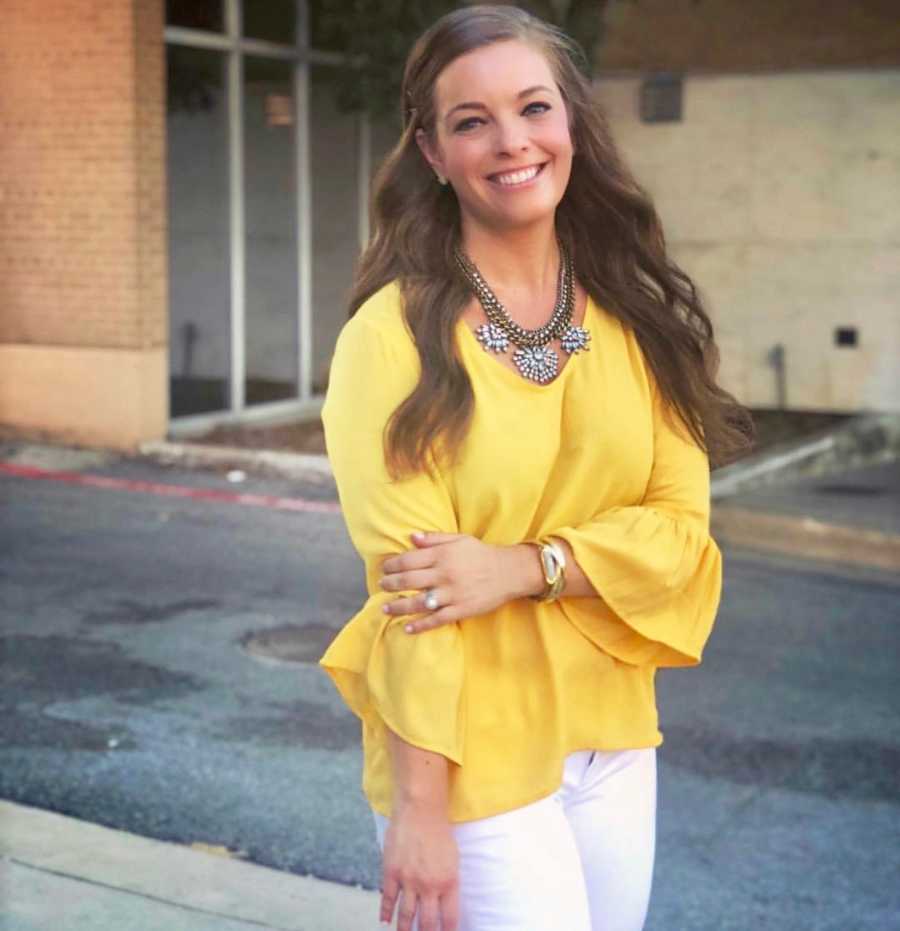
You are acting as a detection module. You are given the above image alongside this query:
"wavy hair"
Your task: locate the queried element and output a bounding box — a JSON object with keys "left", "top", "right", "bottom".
{"left": 346, "top": 4, "right": 754, "bottom": 480}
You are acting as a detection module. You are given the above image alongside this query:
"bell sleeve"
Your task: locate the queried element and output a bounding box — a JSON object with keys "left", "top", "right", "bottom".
{"left": 317, "top": 311, "right": 465, "bottom": 765}
{"left": 546, "top": 371, "right": 723, "bottom": 668}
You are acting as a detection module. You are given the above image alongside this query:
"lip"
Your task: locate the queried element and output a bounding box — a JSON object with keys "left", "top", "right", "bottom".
{"left": 487, "top": 161, "right": 548, "bottom": 188}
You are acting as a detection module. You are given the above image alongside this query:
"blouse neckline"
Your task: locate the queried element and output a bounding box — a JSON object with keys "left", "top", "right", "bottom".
{"left": 455, "top": 295, "right": 596, "bottom": 393}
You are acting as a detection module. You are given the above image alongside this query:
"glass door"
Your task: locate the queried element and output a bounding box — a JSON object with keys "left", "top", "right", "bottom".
{"left": 166, "top": 43, "right": 232, "bottom": 417}
{"left": 165, "top": 0, "right": 363, "bottom": 427}
{"left": 243, "top": 55, "right": 299, "bottom": 406}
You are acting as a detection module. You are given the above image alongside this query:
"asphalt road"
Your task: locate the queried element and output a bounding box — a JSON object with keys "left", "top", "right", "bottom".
{"left": 1, "top": 454, "right": 899, "bottom": 930}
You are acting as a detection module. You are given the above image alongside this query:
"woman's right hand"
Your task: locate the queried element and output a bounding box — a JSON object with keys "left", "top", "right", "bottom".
{"left": 380, "top": 800, "right": 460, "bottom": 931}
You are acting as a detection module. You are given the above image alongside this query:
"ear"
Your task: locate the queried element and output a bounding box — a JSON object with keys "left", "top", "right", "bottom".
{"left": 415, "top": 128, "right": 447, "bottom": 180}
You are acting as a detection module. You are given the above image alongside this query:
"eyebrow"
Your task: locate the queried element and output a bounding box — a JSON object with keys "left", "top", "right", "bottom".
{"left": 443, "top": 85, "right": 554, "bottom": 123}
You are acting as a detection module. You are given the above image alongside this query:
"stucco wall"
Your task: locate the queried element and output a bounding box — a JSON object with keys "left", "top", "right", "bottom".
{"left": 595, "top": 68, "right": 900, "bottom": 412}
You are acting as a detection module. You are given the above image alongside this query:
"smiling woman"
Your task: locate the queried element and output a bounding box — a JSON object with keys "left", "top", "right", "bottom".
{"left": 318, "top": 6, "right": 753, "bottom": 931}
{"left": 415, "top": 45, "right": 573, "bottom": 236}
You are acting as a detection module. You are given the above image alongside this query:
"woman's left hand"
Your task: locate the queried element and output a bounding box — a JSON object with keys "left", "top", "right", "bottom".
{"left": 379, "top": 532, "right": 514, "bottom": 634}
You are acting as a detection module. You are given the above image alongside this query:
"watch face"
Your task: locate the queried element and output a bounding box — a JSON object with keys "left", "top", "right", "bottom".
{"left": 540, "top": 546, "right": 560, "bottom": 580}
{"left": 546, "top": 540, "right": 566, "bottom": 569}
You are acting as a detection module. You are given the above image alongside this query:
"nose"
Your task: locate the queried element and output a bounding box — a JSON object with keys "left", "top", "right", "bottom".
{"left": 493, "top": 117, "right": 529, "bottom": 155}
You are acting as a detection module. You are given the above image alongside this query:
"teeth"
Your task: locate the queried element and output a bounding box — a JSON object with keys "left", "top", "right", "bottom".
{"left": 494, "top": 165, "right": 541, "bottom": 186}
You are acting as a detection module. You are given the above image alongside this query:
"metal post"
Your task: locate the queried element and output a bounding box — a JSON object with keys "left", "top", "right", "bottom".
{"left": 296, "top": 0, "right": 312, "bottom": 402}
{"left": 226, "top": 0, "right": 245, "bottom": 412}
{"left": 358, "top": 109, "right": 372, "bottom": 251}
{"left": 767, "top": 343, "right": 787, "bottom": 409}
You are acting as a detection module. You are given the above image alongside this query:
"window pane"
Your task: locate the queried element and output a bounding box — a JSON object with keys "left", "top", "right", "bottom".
{"left": 244, "top": 56, "right": 299, "bottom": 406}
{"left": 242, "top": 0, "right": 296, "bottom": 44}
{"left": 166, "top": 0, "right": 224, "bottom": 32}
{"left": 310, "top": 64, "right": 360, "bottom": 393}
{"left": 166, "top": 46, "right": 231, "bottom": 417}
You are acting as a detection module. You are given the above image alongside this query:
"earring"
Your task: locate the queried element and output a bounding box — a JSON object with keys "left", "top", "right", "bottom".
{"left": 435, "top": 172, "right": 447, "bottom": 185}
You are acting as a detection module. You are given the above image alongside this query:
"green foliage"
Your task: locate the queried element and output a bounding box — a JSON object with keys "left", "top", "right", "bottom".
{"left": 310, "top": 1, "right": 606, "bottom": 120}
{"left": 311, "top": 0, "right": 457, "bottom": 120}
{"left": 518, "top": 0, "right": 606, "bottom": 67}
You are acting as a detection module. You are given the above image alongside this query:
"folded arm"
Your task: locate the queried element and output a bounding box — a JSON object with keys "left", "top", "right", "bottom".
{"left": 507, "top": 373, "right": 722, "bottom": 667}
{"left": 318, "top": 310, "right": 466, "bottom": 766}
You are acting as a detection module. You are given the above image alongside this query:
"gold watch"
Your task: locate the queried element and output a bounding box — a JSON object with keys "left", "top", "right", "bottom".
{"left": 528, "top": 538, "right": 567, "bottom": 603}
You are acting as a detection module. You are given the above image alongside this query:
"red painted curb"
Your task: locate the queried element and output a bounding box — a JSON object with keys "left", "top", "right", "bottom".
{"left": 0, "top": 461, "right": 342, "bottom": 515}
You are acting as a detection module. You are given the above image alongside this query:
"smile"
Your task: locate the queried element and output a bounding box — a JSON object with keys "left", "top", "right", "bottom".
{"left": 488, "top": 162, "right": 547, "bottom": 188}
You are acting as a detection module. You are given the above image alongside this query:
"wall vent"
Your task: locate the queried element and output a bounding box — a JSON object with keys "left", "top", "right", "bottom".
{"left": 640, "top": 74, "right": 683, "bottom": 123}
{"left": 835, "top": 327, "right": 858, "bottom": 347}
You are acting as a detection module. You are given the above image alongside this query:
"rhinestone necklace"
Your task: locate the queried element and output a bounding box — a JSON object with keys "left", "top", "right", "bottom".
{"left": 454, "top": 240, "right": 591, "bottom": 384}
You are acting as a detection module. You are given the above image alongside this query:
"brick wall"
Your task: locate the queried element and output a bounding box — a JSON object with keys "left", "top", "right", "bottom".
{"left": 134, "top": 0, "right": 168, "bottom": 350}
{"left": 0, "top": 0, "right": 166, "bottom": 351}
{"left": 0, "top": 0, "right": 168, "bottom": 449}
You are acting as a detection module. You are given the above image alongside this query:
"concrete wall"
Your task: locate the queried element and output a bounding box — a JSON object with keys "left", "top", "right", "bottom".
{"left": 594, "top": 68, "right": 900, "bottom": 412}
{"left": 0, "top": 0, "right": 168, "bottom": 449}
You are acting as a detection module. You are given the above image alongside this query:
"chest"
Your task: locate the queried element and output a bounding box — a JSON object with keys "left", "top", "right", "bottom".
{"left": 447, "top": 314, "right": 654, "bottom": 541}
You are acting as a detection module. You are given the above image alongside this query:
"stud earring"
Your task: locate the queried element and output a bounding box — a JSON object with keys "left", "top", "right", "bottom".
{"left": 436, "top": 172, "right": 447, "bottom": 185}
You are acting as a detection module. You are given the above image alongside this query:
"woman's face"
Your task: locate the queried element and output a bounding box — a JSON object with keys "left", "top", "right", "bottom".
{"left": 417, "top": 39, "right": 574, "bottom": 234}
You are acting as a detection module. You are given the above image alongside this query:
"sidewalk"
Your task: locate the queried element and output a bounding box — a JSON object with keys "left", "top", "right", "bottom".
{"left": 0, "top": 801, "right": 381, "bottom": 931}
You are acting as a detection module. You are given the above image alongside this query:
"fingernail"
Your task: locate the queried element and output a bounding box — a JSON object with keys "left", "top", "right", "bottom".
{"left": 382, "top": 604, "right": 391, "bottom": 614}
{"left": 404, "top": 625, "right": 414, "bottom": 634}
{"left": 411, "top": 531, "right": 424, "bottom": 541}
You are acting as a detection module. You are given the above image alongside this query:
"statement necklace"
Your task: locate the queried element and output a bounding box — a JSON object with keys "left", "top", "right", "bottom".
{"left": 454, "top": 241, "right": 591, "bottom": 384}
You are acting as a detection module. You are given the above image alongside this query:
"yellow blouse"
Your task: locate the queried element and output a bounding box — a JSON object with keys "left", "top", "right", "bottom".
{"left": 318, "top": 280, "right": 722, "bottom": 823}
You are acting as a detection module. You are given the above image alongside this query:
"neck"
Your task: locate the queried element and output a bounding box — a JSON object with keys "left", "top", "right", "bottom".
{"left": 459, "top": 216, "right": 560, "bottom": 304}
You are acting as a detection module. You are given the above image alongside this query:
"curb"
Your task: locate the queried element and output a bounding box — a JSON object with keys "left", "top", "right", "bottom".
{"left": 138, "top": 439, "right": 335, "bottom": 486}
{"left": 710, "top": 506, "right": 900, "bottom": 573}
{"left": 4, "top": 425, "right": 899, "bottom": 573}
{"left": 711, "top": 412, "right": 900, "bottom": 498}
{"left": 137, "top": 415, "right": 900, "bottom": 502}
{"left": 0, "top": 800, "right": 379, "bottom": 931}
{"left": 10, "top": 411, "right": 900, "bottom": 497}
{"left": 135, "top": 432, "right": 900, "bottom": 571}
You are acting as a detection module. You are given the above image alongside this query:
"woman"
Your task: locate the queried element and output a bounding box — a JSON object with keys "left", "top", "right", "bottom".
{"left": 319, "top": 6, "right": 753, "bottom": 931}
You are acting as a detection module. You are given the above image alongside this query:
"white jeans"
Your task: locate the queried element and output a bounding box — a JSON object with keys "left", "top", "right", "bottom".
{"left": 373, "top": 747, "right": 657, "bottom": 931}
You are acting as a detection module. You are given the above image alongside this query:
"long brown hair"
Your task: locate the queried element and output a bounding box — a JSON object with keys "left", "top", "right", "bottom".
{"left": 347, "top": 4, "right": 754, "bottom": 480}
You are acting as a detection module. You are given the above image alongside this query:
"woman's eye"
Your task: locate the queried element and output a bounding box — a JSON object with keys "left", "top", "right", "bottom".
{"left": 454, "top": 117, "right": 484, "bottom": 133}
{"left": 454, "top": 102, "right": 550, "bottom": 133}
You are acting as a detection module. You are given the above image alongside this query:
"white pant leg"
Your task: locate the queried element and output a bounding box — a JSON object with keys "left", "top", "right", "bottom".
{"left": 561, "top": 748, "right": 657, "bottom": 931}
{"left": 372, "top": 751, "right": 596, "bottom": 931}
